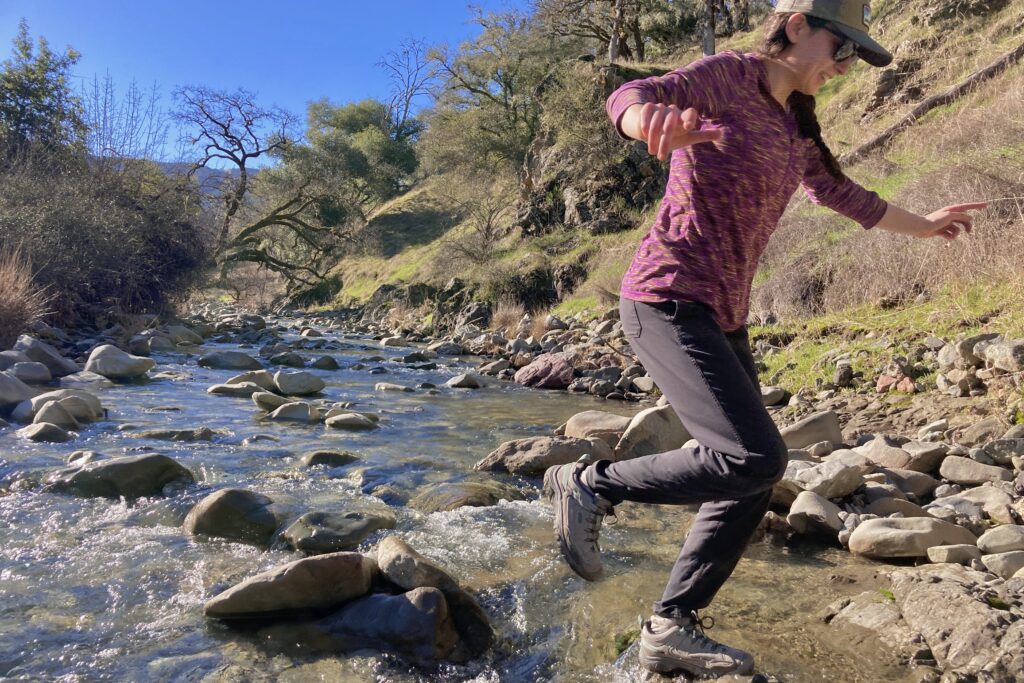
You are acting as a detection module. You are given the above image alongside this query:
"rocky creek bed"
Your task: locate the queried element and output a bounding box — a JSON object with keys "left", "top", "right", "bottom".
{"left": 1, "top": 305, "right": 1023, "bottom": 682}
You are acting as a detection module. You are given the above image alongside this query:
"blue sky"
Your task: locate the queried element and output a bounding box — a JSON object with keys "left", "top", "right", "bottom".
{"left": 1, "top": 1, "right": 529, "bottom": 158}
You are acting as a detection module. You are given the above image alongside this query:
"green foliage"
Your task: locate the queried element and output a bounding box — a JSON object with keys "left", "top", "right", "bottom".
{"left": 0, "top": 20, "right": 85, "bottom": 158}
{"left": 879, "top": 588, "right": 896, "bottom": 602}
{"left": 614, "top": 627, "right": 641, "bottom": 656}
{"left": 985, "top": 595, "right": 1011, "bottom": 611}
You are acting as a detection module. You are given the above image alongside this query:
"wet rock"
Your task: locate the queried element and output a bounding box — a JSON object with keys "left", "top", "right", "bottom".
{"left": 299, "top": 587, "right": 458, "bottom": 664}
{"left": 926, "top": 544, "right": 982, "bottom": 565}
{"left": 513, "top": 353, "right": 574, "bottom": 390}
{"left": 165, "top": 324, "right": 203, "bottom": 345}
{"left": 0, "top": 371, "right": 34, "bottom": 407}
{"left": 981, "top": 551, "right": 1024, "bottom": 579}
{"left": 939, "top": 456, "right": 1012, "bottom": 485}
{"left": 226, "top": 370, "right": 278, "bottom": 392}
{"left": 11, "top": 389, "right": 102, "bottom": 423}
{"left": 311, "top": 355, "right": 340, "bottom": 370}
{"left": 84, "top": 344, "right": 155, "bottom": 379}
{"left": 0, "top": 349, "right": 31, "bottom": 370}
{"left": 197, "top": 351, "right": 263, "bottom": 371}
{"left": 563, "top": 410, "right": 632, "bottom": 450}
{"left": 59, "top": 370, "right": 114, "bottom": 388}
{"left": 376, "top": 536, "right": 494, "bottom": 658}
{"left": 270, "top": 352, "right": 306, "bottom": 368}
{"left": 282, "top": 511, "right": 396, "bottom": 553}
{"left": 780, "top": 411, "right": 843, "bottom": 449}
{"left": 184, "top": 489, "right": 279, "bottom": 545}
{"left": 45, "top": 453, "right": 194, "bottom": 498}
{"left": 408, "top": 481, "right": 527, "bottom": 513}
{"left": 17, "top": 422, "right": 71, "bottom": 442}
{"left": 208, "top": 382, "right": 264, "bottom": 397}
{"left": 474, "top": 435, "right": 612, "bottom": 476}
{"left": 325, "top": 413, "right": 377, "bottom": 430}
{"left": 787, "top": 491, "right": 843, "bottom": 536}
{"left": 615, "top": 404, "right": 690, "bottom": 461}
{"left": 977, "top": 525, "right": 1024, "bottom": 554}
{"left": 13, "top": 335, "right": 79, "bottom": 377}
{"left": 823, "top": 591, "right": 921, "bottom": 660}
{"left": 129, "top": 427, "right": 216, "bottom": 442}
{"left": 33, "top": 401, "right": 80, "bottom": 430}
{"left": 445, "top": 373, "right": 482, "bottom": 389}
{"left": 301, "top": 450, "right": 360, "bottom": 468}
{"left": 273, "top": 371, "right": 325, "bottom": 396}
{"left": 375, "top": 382, "right": 414, "bottom": 392}
{"left": 67, "top": 450, "right": 107, "bottom": 466}
{"left": 266, "top": 402, "right": 318, "bottom": 424}
{"left": 479, "top": 359, "right": 510, "bottom": 375}
{"left": 252, "top": 391, "right": 290, "bottom": 412}
{"left": 204, "top": 551, "right": 377, "bottom": 619}
{"left": 380, "top": 336, "right": 408, "bottom": 347}
{"left": 848, "top": 517, "right": 977, "bottom": 559}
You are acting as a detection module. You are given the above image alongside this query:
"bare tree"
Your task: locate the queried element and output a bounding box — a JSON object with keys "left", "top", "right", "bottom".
{"left": 173, "top": 86, "right": 296, "bottom": 266}
{"left": 81, "top": 74, "right": 168, "bottom": 165}
{"left": 376, "top": 38, "right": 436, "bottom": 143}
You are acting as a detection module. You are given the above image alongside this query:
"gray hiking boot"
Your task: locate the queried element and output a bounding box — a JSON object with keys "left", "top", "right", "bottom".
{"left": 639, "top": 612, "right": 754, "bottom": 676}
{"left": 543, "top": 460, "right": 614, "bottom": 581}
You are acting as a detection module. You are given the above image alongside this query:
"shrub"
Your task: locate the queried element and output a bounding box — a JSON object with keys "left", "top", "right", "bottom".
{"left": 491, "top": 299, "right": 526, "bottom": 335}
{"left": 0, "top": 246, "right": 49, "bottom": 349}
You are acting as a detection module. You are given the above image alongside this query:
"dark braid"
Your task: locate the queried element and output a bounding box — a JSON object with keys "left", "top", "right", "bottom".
{"left": 757, "top": 13, "right": 846, "bottom": 180}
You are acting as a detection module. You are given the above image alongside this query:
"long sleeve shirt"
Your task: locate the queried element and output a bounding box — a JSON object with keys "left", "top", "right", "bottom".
{"left": 606, "top": 51, "right": 887, "bottom": 332}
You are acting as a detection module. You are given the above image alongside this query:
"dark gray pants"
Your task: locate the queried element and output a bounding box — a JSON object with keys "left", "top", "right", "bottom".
{"left": 588, "top": 298, "right": 788, "bottom": 619}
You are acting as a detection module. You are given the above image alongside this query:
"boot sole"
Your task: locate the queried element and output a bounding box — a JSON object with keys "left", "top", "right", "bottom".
{"left": 638, "top": 642, "right": 753, "bottom": 677}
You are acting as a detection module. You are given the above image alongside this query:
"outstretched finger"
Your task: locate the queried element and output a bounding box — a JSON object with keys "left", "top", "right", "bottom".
{"left": 943, "top": 202, "right": 988, "bottom": 213}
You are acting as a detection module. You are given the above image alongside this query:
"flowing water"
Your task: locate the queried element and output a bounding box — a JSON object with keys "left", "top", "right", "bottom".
{"left": 0, "top": 322, "right": 914, "bottom": 682}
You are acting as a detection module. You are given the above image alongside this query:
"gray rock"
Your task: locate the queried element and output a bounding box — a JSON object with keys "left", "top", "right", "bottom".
{"left": 183, "top": 489, "right": 279, "bottom": 545}
{"left": 408, "top": 481, "right": 527, "bottom": 513}
{"left": 854, "top": 436, "right": 913, "bottom": 470}
{"left": 207, "top": 381, "right": 264, "bottom": 397}
{"left": 303, "top": 587, "right": 458, "bottom": 664}
{"left": 273, "top": 370, "right": 325, "bottom": 396}
{"left": 376, "top": 536, "right": 494, "bottom": 658}
{"left": 266, "top": 402, "right": 318, "bottom": 423}
{"left": 926, "top": 544, "right": 982, "bottom": 565}
{"left": 615, "top": 404, "right": 690, "bottom": 461}
{"left": 270, "top": 352, "right": 306, "bottom": 368}
{"left": 474, "top": 436, "right": 612, "bottom": 476}
{"left": 375, "top": 382, "right": 414, "bottom": 392}
{"left": 980, "top": 551, "right": 1024, "bottom": 579}
{"left": 881, "top": 468, "right": 940, "bottom": 498}
{"left": 479, "top": 359, "right": 510, "bottom": 375}
{"left": 226, "top": 370, "right": 278, "bottom": 392}
{"left": 204, "top": 552, "right": 377, "bottom": 619}
{"left": 982, "top": 439, "right": 1024, "bottom": 465}
{"left": 0, "top": 371, "right": 34, "bottom": 407}
{"left": 0, "top": 349, "right": 31, "bottom": 370}
{"left": 949, "top": 486, "right": 1016, "bottom": 524}
{"left": 165, "top": 324, "right": 203, "bottom": 344}
{"left": 780, "top": 411, "right": 843, "bottom": 449}
{"left": 45, "top": 453, "right": 194, "bottom": 498}
{"left": 977, "top": 525, "right": 1024, "bottom": 554}
{"left": 197, "top": 351, "right": 263, "bottom": 371}
{"left": 282, "top": 511, "right": 396, "bottom": 553}
{"left": 899, "top": 441, "right": 949, "bottom": 473}
{"left": 58, "top": 370, "right": 113, "bottom": 388}
{"left": 33, "top": 401, "right": 79, "bottom": 429}
{"left": 17, "top": 422, "right": 71, "bottom": 442}
{"left": 821, "top": 448, "right": 874, "bottom": 473}
{"left": 983, "top": 339, "right": 1024, "bottom": 373}
{"left": 11, "top": 389, "right": 102, "bottom": 423}
{"left": 959, "top": 416, "right": 1007, "bottom": 447}
{"left": 761, "top": 386, "right": 788, "bottom": 406}
{"left": 13, "top": 335, "right": 79, "bottom": 376}
{"left": 863, "top": 497, "right": 932, "bottom": 518}
{"left": 11, "top": 361, "right": 50, "bottom": 383}
{"left": 67, "top": 450, "right": 106, "bottom": 466}
{"left": 252, "top": 391, "right": 290, "bottom": 411}
{"left": 791, "top": 460, "right": 865, "bottom": 499}
{"left": 311, "top": 355, "right": 340, "bottom": 370}
{"left": 84, "top": 344, "right": 155, "bottom": 379}
{"left": 939, "top": 456, "right": 1013, "bottom": 485}
{"left": 787, "top": 491, "right": 843, "bottom": 536}
{"left": 325, "top": 413, "right": 377, "bottom": 430}
{"left": 128, "top": 427, "right": 216, "bottom": 442}
{"left": 848, "top": 517, "right": 977, "bottom": 559}
{"left": 445, "top": 373, "right": 482, "bottom": 389}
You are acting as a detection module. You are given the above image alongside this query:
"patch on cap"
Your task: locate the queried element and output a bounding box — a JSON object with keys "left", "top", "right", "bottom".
{"left": 862, "top": 3, "right": 872, "bottom": 27}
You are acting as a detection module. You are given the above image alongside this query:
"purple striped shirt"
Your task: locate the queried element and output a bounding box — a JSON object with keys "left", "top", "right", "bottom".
{"left": 607, "top": 51, "right": 887, "bottom": 332}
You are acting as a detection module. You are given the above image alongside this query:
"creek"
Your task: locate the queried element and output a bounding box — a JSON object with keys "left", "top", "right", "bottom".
{"left": 0, "top": 320, "right": 913, "bottom": 682}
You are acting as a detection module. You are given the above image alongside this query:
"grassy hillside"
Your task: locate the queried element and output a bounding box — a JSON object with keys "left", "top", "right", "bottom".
{"left": 326, "top": 0, "right": 1024, "bottom": 390}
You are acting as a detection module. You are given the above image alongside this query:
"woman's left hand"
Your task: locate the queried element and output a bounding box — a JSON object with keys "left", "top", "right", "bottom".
{"left": 917, "top": 202, "right": 989, "bottom": 240}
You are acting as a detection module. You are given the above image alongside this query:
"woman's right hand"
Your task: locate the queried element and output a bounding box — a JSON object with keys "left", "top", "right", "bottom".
{"left": 622, "top": 103, "right": 723, "bottom": 161}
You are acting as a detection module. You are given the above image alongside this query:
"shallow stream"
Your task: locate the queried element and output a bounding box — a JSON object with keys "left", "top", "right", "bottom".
{"left": 0, "top": 322, "right": 914, "bottom": 682}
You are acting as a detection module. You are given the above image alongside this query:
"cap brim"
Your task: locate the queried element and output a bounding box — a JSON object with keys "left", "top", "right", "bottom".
{"left": 833, "top": 24, "right": 893, "bottom": 67}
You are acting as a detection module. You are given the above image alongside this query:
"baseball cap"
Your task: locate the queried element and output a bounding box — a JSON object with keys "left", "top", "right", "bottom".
{"left": 774, "top": 0, "right": 893, "bottom": 67}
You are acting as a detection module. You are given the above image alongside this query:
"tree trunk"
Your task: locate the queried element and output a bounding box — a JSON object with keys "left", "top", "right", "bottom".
{"left": 718, "top": 0, "right": 734, "bottom": 36}
{"left": 703, "top": 0, "right": 717, "bottom": 56}
{"left": 738, "top": 0, "right": 750, "bottom": 31}
{"left": 608, "top": 0, "right": 626, "bottom": 62}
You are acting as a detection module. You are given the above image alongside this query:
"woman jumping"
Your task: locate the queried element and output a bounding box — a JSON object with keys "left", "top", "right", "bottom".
{"left": 545, "top": 0, "right": 986, "bottom": 676}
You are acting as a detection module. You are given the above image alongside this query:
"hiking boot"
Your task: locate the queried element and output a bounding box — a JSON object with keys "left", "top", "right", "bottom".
{"left": 638, "top": 612, "right": 754, "bottom": 676}
{"left": 543, "top": 460, "right": 614, "bottom": 581}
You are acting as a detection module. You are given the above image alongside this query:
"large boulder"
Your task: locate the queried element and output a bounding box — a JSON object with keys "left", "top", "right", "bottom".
{"left": 45, "top": 454, "right": 194, "bottom": 499}
{"left": 981, "top": 551, "right": 1024, "bottom": 579}
{"left": 183, "top": 489, "right": 279, "bottom": 545}
{"left": 787, "top": 491, "right": 843, "bottom": 537}
{"left": 197, "top": 351, "right": 263, "bottom": 371}
{"left": 10, "top": 389, "right": 102, "bottom": 423}
{"left": 273, "top": 370, "right": 325, "bottom": 396}
{"left": 473, "top": 436, "right": 612, "bottom": 476}
{"left": 226, "top": 370, "right": 278, "bottom": 392}
{"left": 13, "top": 335, "right": 79, "bottom": 377}
{"left": 780, "top": 411, "right": 843, "bottom": 449}
{"left": 376, "top": 536, "right": 494, "bottom": 658}
{"left": 982, "top": 339, "right": 1024, "bottom": 373}
{"left": 854, "top": 436, "right": 914, "bottom": 471}
{"left": 84, "top": 344, "right": 155, "bottom": 379}
{"left": 562, "top": 410, "right": 631, "bottom": 450}
{"left": 0, "top": 371, "right": 34, "bottom": 407}
{"left": 282, "top": 511, "right": 396, "bottom": 553}
{"left": 787, "top": 460, "right": 864, "bottom": 499}
{"left": 11, "top": 361, "right": 50, "bottom": 383}
{"left": 17, "top": 422, "right": 71, "bottom": 442}
{"left": 513, "top": 353, "right": 575, "bottom": 389}
{"left": 294, "top": 588, "right": 458, "bottom": 664}
{"left": 938, "top": 456, "right": 1013, "bottom": 485}
{"left": 848, "top": 517, "right": 977, "bottom": 559}
{"left": 977, "top": 525, "right": 1024, "bottom": 554}
{"left": 614, "top": 404, "right": 691, "bottom": 460}
{"left": 204, "top": 552, "right": 377, "bottom": 619}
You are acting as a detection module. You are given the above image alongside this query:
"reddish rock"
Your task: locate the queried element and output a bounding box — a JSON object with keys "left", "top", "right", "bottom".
{"left": 513, "top": 353, "right": 574, "bottom": 389}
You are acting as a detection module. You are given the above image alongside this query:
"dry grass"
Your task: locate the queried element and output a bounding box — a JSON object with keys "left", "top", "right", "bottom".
{"left": 0, "top": 247, "right": 50, "bottom": 349}
{"left": 491, "top": 299, "right": 527, "bottom": 336}
{"left": 223, "top": 263, "right": 287, "bottom": 313}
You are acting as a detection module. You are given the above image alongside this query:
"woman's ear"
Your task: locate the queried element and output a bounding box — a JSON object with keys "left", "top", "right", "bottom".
{"left": 784, "top": 13, "right": 810, "bottom": 44}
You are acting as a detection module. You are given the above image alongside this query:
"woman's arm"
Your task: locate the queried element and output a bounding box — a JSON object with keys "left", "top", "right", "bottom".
{"left": 618, "top": 103, "right": 724, "bottom": 160}
{"left": 874, "top": 202, "right": 988, "bottom": 240}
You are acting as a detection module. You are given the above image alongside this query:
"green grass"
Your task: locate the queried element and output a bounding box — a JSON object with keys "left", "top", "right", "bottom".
{"left": 552, "top": 294, "right": 601, "bottom": 319}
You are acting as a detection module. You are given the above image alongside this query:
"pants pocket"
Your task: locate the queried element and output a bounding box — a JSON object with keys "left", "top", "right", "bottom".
{"left": 619, "top": 298, "right": 643, "bottom": 339}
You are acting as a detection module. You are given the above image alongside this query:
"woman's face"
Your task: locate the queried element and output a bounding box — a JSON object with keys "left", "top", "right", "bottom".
{"left": 784, "top": 16, "right": 857, "bottom": 96}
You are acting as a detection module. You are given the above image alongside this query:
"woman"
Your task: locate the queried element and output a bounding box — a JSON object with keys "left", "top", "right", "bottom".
{"left": 545, "top": 0, "right": 986, "bottom": 676}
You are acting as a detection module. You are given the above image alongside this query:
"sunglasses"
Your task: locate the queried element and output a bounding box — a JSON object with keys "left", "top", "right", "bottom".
{"left": 820, "top": 23, "right": 860, "bottom": 63}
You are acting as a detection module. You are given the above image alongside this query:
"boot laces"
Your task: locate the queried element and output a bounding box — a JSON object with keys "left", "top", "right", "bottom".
{"left": 686, "top": 611, "right": 727, "bottom": 653}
